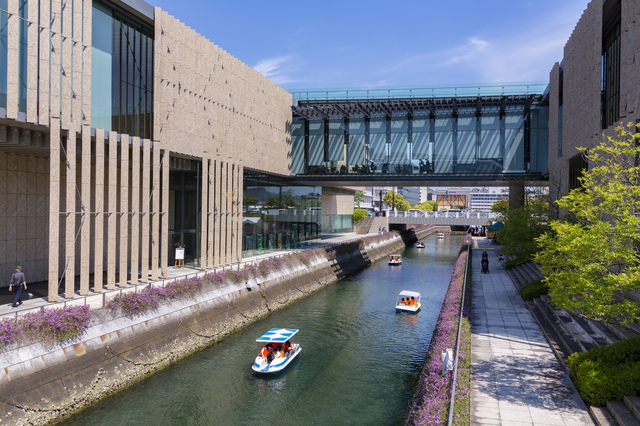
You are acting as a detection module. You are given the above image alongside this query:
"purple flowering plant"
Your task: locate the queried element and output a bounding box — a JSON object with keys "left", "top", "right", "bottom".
{"left": 19, "top": 305, "right": 91, "bottom": 344}
{"left": 0, "top": 318, "right": 19, "bottom": 344}
{"left": 408, "top": 235, "right": 471, "bottom": 425}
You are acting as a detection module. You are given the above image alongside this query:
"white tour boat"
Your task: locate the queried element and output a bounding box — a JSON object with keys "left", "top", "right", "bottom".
{"left": 389, "top": 255, "right": 402, "bottom": 265}
{"left": 395, "top": 290, "right": 421, "bottom": 313}
{"left": 415, "top": 241, "right": 425, "bottom": 248}
{"left": 437, "top": 232, "right": 445, "bottom": 239}
{"left": 252, "top": 328, "right": 301, "bottom": 374}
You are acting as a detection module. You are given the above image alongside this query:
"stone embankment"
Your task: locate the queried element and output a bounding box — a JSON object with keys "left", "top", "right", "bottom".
{"left": 0, "top": 226, "right": 445, "bottom": 424}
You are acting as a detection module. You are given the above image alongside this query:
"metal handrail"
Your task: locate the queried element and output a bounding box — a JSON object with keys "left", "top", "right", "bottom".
{"left": 448, "top": 237, "right": 471, "bottom": 425}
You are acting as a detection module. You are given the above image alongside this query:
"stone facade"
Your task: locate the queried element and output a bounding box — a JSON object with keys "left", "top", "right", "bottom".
{"left": 548, "top": 0, "right": 640, "bottom": 207}
{"left": 0, "top": 1, "right": 294, "bottom": 300}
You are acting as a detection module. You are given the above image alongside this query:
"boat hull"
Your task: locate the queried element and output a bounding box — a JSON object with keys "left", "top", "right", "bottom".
{"left": 252, "top": 346, "right": 302, "bottom": 374}
{"left": 395, "top": 303, "right": 421, "bottom": 314}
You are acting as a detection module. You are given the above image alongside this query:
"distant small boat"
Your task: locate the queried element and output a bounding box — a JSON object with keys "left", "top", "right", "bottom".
{"left": 415, "top": 242, "right": 425, "bottom": 248}
{"left": 389, "top": 255, "right": 402, "bottom": 265}
{"left": 437, "top": 232, "right": 445, "bottom": 239}
{"left": 395, "top": 290, "right": 421, "bottom": 313}
{"left": 252, "top": 328, "right": 301, "bottom": 374}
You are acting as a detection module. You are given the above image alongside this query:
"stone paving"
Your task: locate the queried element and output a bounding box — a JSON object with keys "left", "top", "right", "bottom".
{"left": 470, "top": 238, "right": 594, "bottom": 425}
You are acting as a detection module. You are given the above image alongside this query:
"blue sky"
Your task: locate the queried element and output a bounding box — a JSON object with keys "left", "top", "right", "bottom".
{"left": 150, "top": 0, "right": 588, "bottom": 91}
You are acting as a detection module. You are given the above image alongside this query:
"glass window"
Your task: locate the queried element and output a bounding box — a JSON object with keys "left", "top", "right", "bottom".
{"left": 0, "top": 0, "right": 8, "bottom": 108}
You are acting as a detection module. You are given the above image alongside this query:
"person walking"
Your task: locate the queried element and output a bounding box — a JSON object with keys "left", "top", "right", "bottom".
{"left": 9, "top": 266, "right": 26, "bottom": 308}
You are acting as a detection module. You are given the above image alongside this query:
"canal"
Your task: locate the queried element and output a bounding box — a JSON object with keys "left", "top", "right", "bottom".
{"left": 64, "top": 234, "right": 464, "bottom": 425}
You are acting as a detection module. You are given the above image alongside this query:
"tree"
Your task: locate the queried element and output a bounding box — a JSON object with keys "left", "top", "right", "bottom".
{"left": 263, "top": 196, "right": 283, "bottom": 209}
{"left": 535, "top": 123, "right": 640, "bottom": 325}
{"left": 353, "top": 208, "right": 367, "bottom": 223}
{"left": 354, "top": 191, "right": 365, "bottom": 209}
{"left": 383, "top": 190, "right": 411, "bottom": 211}
{"left": 413, "top": 200, "right": 437, "bottom": 212}
{"left": 490, "top": 198, "right": 509, "bottom": 216}
{"left": 498, "top": 198, "right": 549, "bottom": 260}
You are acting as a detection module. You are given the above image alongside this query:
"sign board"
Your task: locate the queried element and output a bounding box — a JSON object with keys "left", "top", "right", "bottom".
{"left": 175, "top": 248, "right": 185, "bottom": 260}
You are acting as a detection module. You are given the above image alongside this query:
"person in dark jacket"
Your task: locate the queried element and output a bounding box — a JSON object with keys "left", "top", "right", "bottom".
{"left": 9, "top": 266, "right": 27, "bottom": 308}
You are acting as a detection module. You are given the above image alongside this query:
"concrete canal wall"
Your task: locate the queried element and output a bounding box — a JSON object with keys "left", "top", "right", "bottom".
{"left": 0, "top": 226, "right": 445, "bottom": 424}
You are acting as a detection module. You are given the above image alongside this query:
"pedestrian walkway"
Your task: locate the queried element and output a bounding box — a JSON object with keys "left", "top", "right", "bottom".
{"left": 470, "top": 238, "right": 593, "bottom": 425}
{"left": 0, "top": 232, "right": 365, "bottom": 319}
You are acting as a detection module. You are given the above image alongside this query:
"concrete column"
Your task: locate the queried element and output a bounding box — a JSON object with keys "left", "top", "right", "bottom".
{"left": 130, "top": 137, "right": 140, "bottom": 284}
{"left": 49, "top": 0, "right": 61, "bottom": 120}
{"left": 38, "top": 0, "right": 50, "bottom": 126}
{"left": 207, "top": 159, "right": 214, "bottom": 269}
{"left": 48, "top": 119, "right": 61, "bottom": 302}
{"left": 151, "top": 142, "right": 160, "bottom": 280}
{"left": 119, "top": 135, "right": 129, "bottom": 287}
{"left": 214, "top": 159, "right": 221, "bottom": 267}
{"left": 94, "top": 129, "right": 105, "bottom": 291}
{"left": 71, "top": 0, "right": 82, "bottom": 125}
{"left": 200, "top": 158, "right": 208, "bottom": 270}
{"left": 509, "top": 181, "right": 525, "bottom": 211}
{"left": 221, "top": 161, "right": 228, "bottom": 265}
{"left": 236, "top": 164, "right": 243, "bottom": 262}
{"left": 81, "top": 0, "right": 92, "bottom": 125}
{"left": 161, "top": 149, "right": 169, "bottom": 278}
{"left": 107, "top": 131, "right": 117, "bottom": 290}
{"left": 6, "top": 0, "right": 19, "bottom": 119}
{"left": 60, "top": 0, "right": 72, "bottom": 127}
{"left": 79, "top": 125, "right": 90, "bottom": 295}
{"left": 26, "top": 0, "right": 38, "bottom": 123}
{"left": 64, "top": 126, "right": 76, "bottom": 298}
{"left": 140, "top": 139, "right": 150, "bottom": 282}
{"left": 228, "top": 164, "right": 235, "bottom": 265}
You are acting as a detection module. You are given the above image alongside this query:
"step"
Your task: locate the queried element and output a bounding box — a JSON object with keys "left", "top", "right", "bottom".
{"left": 533, "top": 298, "right": 583, "bottom": 356}
{"left": 521, "top": 261, "right": 544, "bottom": 281}
{"left": 626, "top": 396, "right": 640, "bottom": 422}
{"left": 506, "top": 269, "right": 527, "bottom": 290}
{"left": 607, "top": 401, "right": 640, "bottom": 426}
{"left": 540, "top": 296, "right": 597, "bottom": 352}
{"left": 625, "top": 322, "right": 640, "bottom": 337}
{"left": 591, "top": 406, "right": 620, "bottom": 426}
{"left": 585, "top": 317, "right": 621, "bottom": 346}
{"left": 570, "top": 314, "right": 612, "bottom": 348}
{"left": 606, "top": 322, "right": 636, "bottom": 341}
{"left": 513, "top": 265, "right": 535, "bottom": 285}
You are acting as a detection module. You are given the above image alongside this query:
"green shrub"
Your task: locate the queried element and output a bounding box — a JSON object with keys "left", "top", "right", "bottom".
{"left": 504, "top": 257, "right": 530, "bottom": 270}
{"left": 568, "top": 337, "right": 640, "bottom": 406}
{"left": 353, "top": 209, "right": 367, "bottom": 223}
{"left": 519, "top": 279, "right": 549, "bottom": 301}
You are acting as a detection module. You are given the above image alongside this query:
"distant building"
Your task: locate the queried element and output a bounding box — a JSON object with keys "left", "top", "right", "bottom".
{"left": 436, "top": 188, "right": 470, "bottom": 210}
{"left": 397, "top": 187, "right": 421, "bottom": 206}
{"left": 469, "top": 187, "right": 509, "bottom": 212}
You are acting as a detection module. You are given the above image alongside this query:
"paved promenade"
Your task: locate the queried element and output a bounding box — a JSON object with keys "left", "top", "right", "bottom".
{"left": 470, "top": 238, "right": 594, "bottom": 425}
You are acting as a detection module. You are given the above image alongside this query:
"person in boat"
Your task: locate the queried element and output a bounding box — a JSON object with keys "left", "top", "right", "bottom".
{"left": 400, "top": 298, "right": 406, "bottom": 305}
{"left": 410, "top": 296, "right": 416, "bottom": 306}
{"left": 259, "top": 343, "right": 271, "bottom": 358}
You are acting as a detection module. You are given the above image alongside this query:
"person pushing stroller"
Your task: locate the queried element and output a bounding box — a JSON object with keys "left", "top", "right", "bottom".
{"left": 481, "top": 251, "right": 489, "bottom": 273}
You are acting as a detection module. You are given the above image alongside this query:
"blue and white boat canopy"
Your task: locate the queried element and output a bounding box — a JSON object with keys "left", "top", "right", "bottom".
{"left": 256, "top": 328, "right": 299, "bottom": 343}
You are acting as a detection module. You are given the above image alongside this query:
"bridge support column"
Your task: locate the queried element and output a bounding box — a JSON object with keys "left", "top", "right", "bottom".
{"left": 508, "top": 181, "right": 525, "bottom": 210}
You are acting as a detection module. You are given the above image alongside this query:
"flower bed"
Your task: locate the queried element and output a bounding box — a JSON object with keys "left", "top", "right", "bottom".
{"left": 408, "top": 235, "right": 471, "bottom": 425}
{"left": 0, "top": 306, "right": 92, "bottom": 345}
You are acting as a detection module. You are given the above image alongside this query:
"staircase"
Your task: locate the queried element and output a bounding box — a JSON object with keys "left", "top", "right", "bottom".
{"left": 501, "top": 256, "right": 640, "bottom": 425}
{"left": 355, "top": 216, "right": 374, "bottom": 234}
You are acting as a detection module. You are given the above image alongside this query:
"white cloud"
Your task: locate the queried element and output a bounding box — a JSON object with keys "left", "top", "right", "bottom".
{"left": 253, "top": 55, "right": 299, "bottom": 85}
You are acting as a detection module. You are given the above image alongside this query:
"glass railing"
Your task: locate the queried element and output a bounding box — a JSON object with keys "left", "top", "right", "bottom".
{"left": 290, "top": 82, "right": 547, "bottom": 101}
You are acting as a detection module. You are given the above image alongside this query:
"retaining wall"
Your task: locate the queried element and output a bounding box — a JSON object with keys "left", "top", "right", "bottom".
{"left": 0, "top": 227, "right": 443, "bottom": 424}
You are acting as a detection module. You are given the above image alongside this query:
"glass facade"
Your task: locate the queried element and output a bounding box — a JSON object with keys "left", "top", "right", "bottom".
{"left": 292, "top": 108, "right": 548, "bottom": 177}
{"left": 168, "top": 161, "right": 202, "bottom": 268}
{"left": 0, "top": 0, "right": 27, "bottom": 112}
{"left": 92, "top": 1, "right": 153, "bottom": 139}
{"left": 243, "top": 172, "right": 321, "bottom": 257}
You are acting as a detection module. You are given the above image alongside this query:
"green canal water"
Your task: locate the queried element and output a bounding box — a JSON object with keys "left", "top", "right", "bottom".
{"left": 64, "top": 234, "right": 464, "bottom": 425}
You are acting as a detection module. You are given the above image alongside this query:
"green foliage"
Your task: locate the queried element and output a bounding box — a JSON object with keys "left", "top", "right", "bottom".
{"left": 354, "top": 191, "right": 365, "bottom": 209}
{"left": 243, "top": 195, "right": 258, "bottom": 206}
{"left": 383, "top": 190, "right": 411, "bottom": 211}
{"left": 519, "top": 279, "right": 549, "bottom": 301}
{"left": 353, "top": 208, "right": 367, "bottom": 223}
{"left": 504, "top": 257, "right": 529, "bottom": 270}
{"left": 263, "top": 196, "right": 283, "bottom": 209}
{"left": 499, "top": 198, "right": 549, "bottom": 260}
{"left": 568, "top": 337, "right": 640, "bottom": 406}
{"left": 490, "top": 198, "right": 509, "bottom": 216}
{"left": 535, "top": 123, "right": 640, "bottom": 325}
{"left": 413, "top": 200, "right": 437, "bottom": 212}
